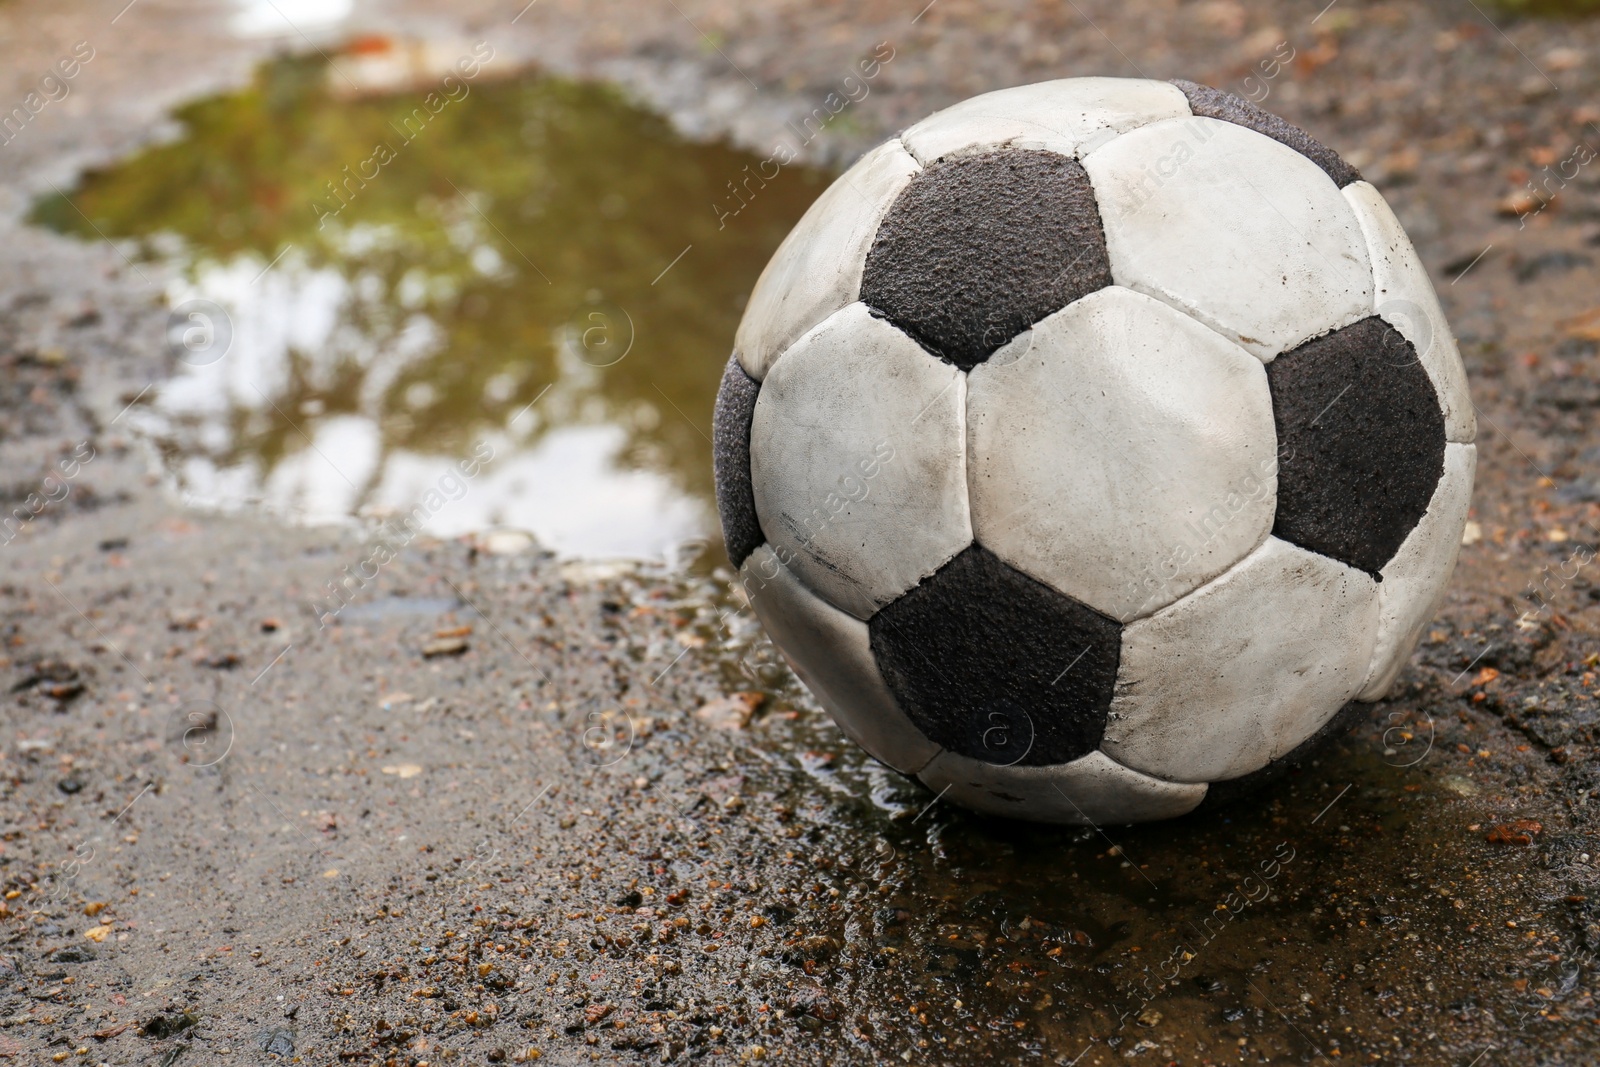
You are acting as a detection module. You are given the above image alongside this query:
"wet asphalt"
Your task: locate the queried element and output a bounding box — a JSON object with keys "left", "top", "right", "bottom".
{"left": 4, "top": 0, "right": 1600, "bottom": 1063}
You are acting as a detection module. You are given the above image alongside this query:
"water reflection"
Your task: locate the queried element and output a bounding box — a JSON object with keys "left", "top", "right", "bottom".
{"left": 232, "top": 0, "right": 353, "bottom": 38}
{"left": 33, "top": 48, "right": 830, "bottom": 558}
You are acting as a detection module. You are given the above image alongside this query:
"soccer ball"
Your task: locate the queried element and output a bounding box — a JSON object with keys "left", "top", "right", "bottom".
{"left": 713, "top": 77, "right": 1474, "bottom": 824}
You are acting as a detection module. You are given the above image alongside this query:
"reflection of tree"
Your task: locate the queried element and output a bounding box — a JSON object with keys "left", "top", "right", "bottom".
{"left": 32, "top": 55, "right": 831, "bottom": 505}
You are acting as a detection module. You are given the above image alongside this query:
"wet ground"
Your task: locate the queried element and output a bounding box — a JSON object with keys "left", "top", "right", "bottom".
{"left": 4, "top": 0, "right": 1600, "bottom": 1064}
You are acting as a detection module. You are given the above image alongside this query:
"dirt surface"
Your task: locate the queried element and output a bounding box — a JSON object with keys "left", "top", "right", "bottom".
{"left": 4, "top": 0, "right": 1600, "bottom": 1064}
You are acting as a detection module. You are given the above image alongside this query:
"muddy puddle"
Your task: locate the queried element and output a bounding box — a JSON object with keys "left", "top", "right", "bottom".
{"left": 32, "top": 46, "right": 830, "bottom": 559}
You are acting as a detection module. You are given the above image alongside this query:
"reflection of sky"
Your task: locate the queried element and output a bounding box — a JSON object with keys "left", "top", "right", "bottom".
{"left": 146, "top": 251, "right": 710, "bottom": 561}
{"left": 370, "top": 427, "right": 704, "bottom": 558}
{"left": 232, "top": 0, "right": 353, "bottom": 37}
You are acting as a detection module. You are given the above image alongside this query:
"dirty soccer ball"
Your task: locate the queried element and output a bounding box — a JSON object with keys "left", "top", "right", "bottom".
{"left": 712, "top": 77, "right": 1475, "bottom": 824}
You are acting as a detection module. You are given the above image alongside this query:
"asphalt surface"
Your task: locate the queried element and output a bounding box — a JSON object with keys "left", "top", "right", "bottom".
{"left": 3, "top": 0, "right": 1600, "bottom": 1064}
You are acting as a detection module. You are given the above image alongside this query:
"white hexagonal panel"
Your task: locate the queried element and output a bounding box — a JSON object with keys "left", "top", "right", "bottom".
{"left": 900, "top": 77, "right": 1191, "bottom": 165}
{"left": 734, "top": 140, "right": 920, "bottom": 381}
{"left": 1342, "top": 180, "right": 1476, "bottom": 444}
{"left": 968, "top": 286, "right": 1277, "bottom": 623}
{"left": 750, "top": 302, "right": 972, "bottom": 620}
{"left": 1083, "top": 117, "right": 1372, "bottom": 361}
{"left": 1104, "top": 536, "right": 1380, "bottom": 783}
{"left": 1359, "top": 443, "right": 1476, "bottom": 700}
{"left": 917, "top": 749, "right": 1207, "bottom": 825}
{"left": 739, "top": 545, "right": 940, "bottom": 774}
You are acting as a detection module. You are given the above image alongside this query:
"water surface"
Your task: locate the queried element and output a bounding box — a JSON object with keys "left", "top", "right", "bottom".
{"left": 34, "top": 47, "right": 830, "bottom": 559}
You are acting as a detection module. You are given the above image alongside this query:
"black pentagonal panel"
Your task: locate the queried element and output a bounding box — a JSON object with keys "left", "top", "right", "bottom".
{"left": 1197, "top": 701, "right": 1365, "bottom": 811}
{"left": 868, "top": 543, "right": 1121, "bottom": 766}
{"left": 712, "top": 354, "right": 763, "bottom": 568}
{"left": 1172, "top": 79, "right": 1361, "bottom": 188}
{"left": 860, "top": 149, "right": 1112, "bottom": 371}
{"left": 1268, "top": 317, "right": 1446, "bottom": 577}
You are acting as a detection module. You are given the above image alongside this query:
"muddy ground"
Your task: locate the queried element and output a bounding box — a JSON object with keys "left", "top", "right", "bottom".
{"left": 4, "top": 0, "right": 1600, "bottom": 1064}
